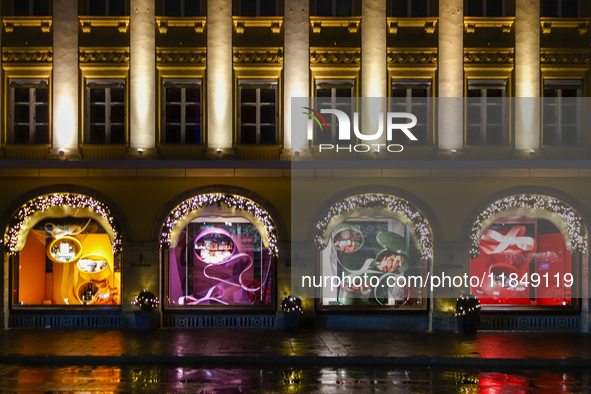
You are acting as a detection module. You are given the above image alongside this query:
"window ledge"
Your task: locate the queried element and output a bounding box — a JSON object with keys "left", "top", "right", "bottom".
{"left": 232, "top": 16, "right": 283, "bottom": 34}
{"left": 3, "top": 145, "right": 49, "bottom": 160}
{"left": 156, "top": 16, "right": 206, "bottom": 34}
{"left": 310, "top": 16, "right": 361, "bottom": 33}
{"left": 235, "top": 145, "right": 281, "bottom": 160}
{"left": 464, "top": 145, "right": 513, "bottom": 160}
{"left": 464, "top": 17, "right": 515, "bottom": 33}
{"left": 387, "top": 17, "right": 437, "bottom": 34}
{"left": 542, "top": 145, "right": 588, "bottom": 160}
{"left": 80, "top": 145, "right": 127, "bottom": 160}
{"left": 158, "top": 144, "right": 204, "bottom": 160}
{"left": 540, "top": 18, "right": 590, "bottom": 35}
{"left": 2, "top": 16, "right": 52, "bottom": 33}
{"left": 79, "top": 16, "right": 130, "bottom": 33}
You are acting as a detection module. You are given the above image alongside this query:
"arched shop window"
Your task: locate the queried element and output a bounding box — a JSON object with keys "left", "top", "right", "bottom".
{"left": 315, "top": 194, "right": 433, "bottom": 310}
{"left": 4, "top": 194, "right": 123, "bottom": 307}
{"left": 469, "top": 195, "right": 588, "bottom": 309}
{"left": 160, "top": 194, "right": 278, "bottom": 308}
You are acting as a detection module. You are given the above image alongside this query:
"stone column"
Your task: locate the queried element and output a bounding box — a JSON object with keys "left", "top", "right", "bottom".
{"left": 282, "top": 0, "right": 310, "bottom": 159}
{"left": 130, "top": 0, "right": 156, "bottom": 157}
{"left": 207, "top": 0, "right": 233, "bottom": 158}
{"left": 438, "top": 0, "right": 464, "bottom": 152}
{"left": 515, "top": 0, "right": 541, "bottom": 154}
{"left": 52, "top": 0, "right": 80, "bottom": 159}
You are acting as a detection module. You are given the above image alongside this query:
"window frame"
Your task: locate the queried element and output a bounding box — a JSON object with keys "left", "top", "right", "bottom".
{"left": 464, "top": 0, "right": 505, "bottom": 17}
{"left": 390, "top": 79, "right": 433, "bottom": 145}
{"left": 8, "top": 78, "right": 50, "bottom": 145}
{"left": 390, "top": 0, "right": 430, "bottom": 17}
{"left": 314, "top": 79, "right": 356, "bottom": 145}
{"left": 314, "top": 0, "right": 355, "bottom": 17}
{"left": 465, "top": 79, "right": 509, "bottom": 146}
{"left": 84, "top": 78, "right": 127, "bottom": 145}
{"left": 161, "top": 78, "right": 203, "bottom": 145}
{"left": 542, "top": 0, "right": 581, "bottom": 18}
{"left": 162, "top": 0, "right": 202, "bottom": 17}
{"left": 237, "top": 79, "right": 279, "bottom": 146}
{"left": 238, "top": 0, "right": 279, "bottom": 16}
{"left": 11, "top": 0, "right": 51, "bottom": 16}
{"left": 542, "top": 79, "right": 583, "bottom": 146}
{"left": 86, "top": 0, "right": 128, "bottom": 16}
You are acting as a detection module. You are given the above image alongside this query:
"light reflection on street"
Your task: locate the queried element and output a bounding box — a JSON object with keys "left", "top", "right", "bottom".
{"left": 0, "top": 365, "right": 589, "bottom": 393}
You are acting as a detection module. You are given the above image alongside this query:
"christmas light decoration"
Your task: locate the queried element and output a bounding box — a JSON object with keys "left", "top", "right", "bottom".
{"left": 281, "top": 296, "right": 303, "bottom": 314}
{"left": 160, "top": 193, "right": 278, "bottom": 255}
{"left": 132, "top": 291, "right": 160, "bottom": 312}
{"left": 470, "top": 195, "right": 587, "bottom": 258}
{"left": 314, "top": 194, "right": 433, "bottom": 258}
{"left": 4, "top": 193, "right": 122, "bottom": 255}
{"left": 455, "top": 295, "right": 482, "bottom": 317}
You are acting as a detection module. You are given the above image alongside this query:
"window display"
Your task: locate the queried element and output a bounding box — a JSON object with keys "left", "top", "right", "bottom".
{"left": 12, "top": 217, "right": 121, "bottom": 306}
{"left": 319, "top": 217, "right": 425, "bottom": 308}
{"left": 470, "top": 217, "right": 574, "bottom": 307}
{"left": 167, "top": 217, "right": 273, "bottom": 307}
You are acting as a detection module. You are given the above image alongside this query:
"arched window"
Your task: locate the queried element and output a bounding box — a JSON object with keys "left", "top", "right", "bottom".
{"left": 5, "top": 194, "right": 123, "bottom": 307}
{"left": 314, "top": 193, "right": 433, "bottom": 310}
{"left": 160, "top": 193, "right": 278, "bottom": 309}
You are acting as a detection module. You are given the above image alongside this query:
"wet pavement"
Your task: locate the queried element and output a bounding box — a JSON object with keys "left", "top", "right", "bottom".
{"left": 1, "top": 329, "right": 591, "bottom": 367}
{"left": 0, "top": 364, "right": 590, "bottom": 393}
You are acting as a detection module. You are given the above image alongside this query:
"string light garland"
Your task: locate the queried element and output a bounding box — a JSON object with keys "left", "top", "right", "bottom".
{"left": 455, "top": 295, "right": 482, "bottom": 317}
{"left": 470, "top": 194, "right": 587, "bottom": 258}
{"left": 314, "top": 194, "right": 433, "bottom": 258}
{"left": 132, "top": 291, "right": 160, "bottom": 312}
{"left": 4, "top": 193, "right": 122, "bottom": 255}
{"left": 160, "top": 193, "right": 279, "bottom": 256}
{"left": 281, "top": 296, "right": 303, "bottom": 314}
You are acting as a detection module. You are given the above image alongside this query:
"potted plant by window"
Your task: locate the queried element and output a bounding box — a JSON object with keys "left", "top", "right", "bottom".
{"left": 282, "top": 296, "right": 303, "bottom": 332}
{"left": 132, "top": 290, "right": 160, "bottom": 332}
{"left": 455, "top": 295, "right": 481, "bottom": 335}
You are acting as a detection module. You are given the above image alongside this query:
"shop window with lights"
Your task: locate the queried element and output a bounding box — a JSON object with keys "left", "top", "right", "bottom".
{"left": 85, "top": 79, "right": 126, "bottom": 145}
{"left": 86, "top": 0, "right": 127, "bottom": 16}
{"left": 465, "top": 0, "right": 504, "bottom": 17}
{"left": 8, "top": 79, "right": 50, "bottom": 145}
{"left": 466, "top": 80, "right": 508, "bottom": 145}
{"left": 162, "top": 0, "right": 202, "bottom": 16}
{"left": 543, "top": 80, "right": 582, "bottom": 146}
{"left": 162, "top": 79, "right": 202, "bottom": 145}
{"left": 390, "top": 0, "right": 429, "bottom": 17}
{"left": 314, "top": 79, "right": 355, "bottom": 145}
{"left": 166, "top": 218, "right": 274, "bottom": 308}
{"left": 315, "top": 0, "right": 354, "bottom": 16}
{"left": 11, "top": 217, "right": 121, "bottom": 307}
{"left": 542, "top": 0, "right": 579, "bottom": 18}
{"left": 239, "top": 0, "right": 277, "bottom": 16}
{"left": 390, "top": 80, "right": 431, "bottom": 145}
{"left": 238, "top": 80, "right": 278, "bottom": 145}
{"left": 11, "top": 0, "right": 51, "bottom": 16}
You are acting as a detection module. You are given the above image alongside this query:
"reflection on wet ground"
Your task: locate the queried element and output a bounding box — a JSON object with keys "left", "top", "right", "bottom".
{"left": 0, "top": 364, "right": 590, "bottom": 393}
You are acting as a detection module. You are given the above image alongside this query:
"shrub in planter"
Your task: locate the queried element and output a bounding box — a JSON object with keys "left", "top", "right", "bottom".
{"left": 282, "top": 296, "right": 303, "bottom": 332}
{"left": 132, "top": 291, "right": 160, "bottom": 332}
{"left": 455, "top": 295, "right": 481, "bottom": 335}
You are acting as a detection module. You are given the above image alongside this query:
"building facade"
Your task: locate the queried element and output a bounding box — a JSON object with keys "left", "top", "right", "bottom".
{"left": 0, "top": 0, "right": 590, "bottom": 331}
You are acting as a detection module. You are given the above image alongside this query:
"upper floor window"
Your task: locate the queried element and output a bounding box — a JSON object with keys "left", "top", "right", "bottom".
{"left": 163, "top": 0, "right": 202, "bottom": 16}
{"left": 542, "top": 0, "right": 579, "bottom": 18}
{"left": 85, "top": 79, "right": 126, "bottom": 145}
{"left": 543, "top": 80, "right": 582, "bottom": 145}
{"left": 314, "top": 79, "right": 354, "bottom": 145}
{"left": 12, "top": 0, "right": 51, "bottom": 16}
{"left": 87, "top": 0, "right": 127, "bottom": 16}
{"left": 238, "top": 80, "right": 278, "bottom": 145}
{"left": 9, "top": 79, "right": 50, "bottom": 144}
{"left": 466, "top": 80, "right": 508, "bottom": 145}
{"left": 239, "top": 0, "right": 277, "bottom": 16}
{"left": 391, "top": 0, "right": 429, "bottom": 17}
{"left": 390, "top": 80, "right": 431, "bottom": 145}
{"left": 162, "top": 79, "right": 202, "bottom": 144}
{"left": 465, "top": 0, "right": 504, "bottom": 17}
{"left": 315, "top": 0, "right": 354, "bottom": 17}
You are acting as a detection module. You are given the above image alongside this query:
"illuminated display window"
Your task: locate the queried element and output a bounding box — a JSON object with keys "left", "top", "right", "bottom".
{"left": 163, "top": 0, "right": 202, "bottom": 16}
{"left": 166, "top": 217, "right": 274, "bottom": 308}
{"left": 390, "top": 0, "right": 429, "bottom": 17}
{"left": 390, "top": 80, "right": 432, "bottom": 145}
{"left": 466, "top": 80, "right": 508, "bottom": 145}
{"left": 8, "top": 79, "right": 50, "bottom": 145}
{"left": 12, "top": 217, "right": 121, "bottom": 307}
{"left": 315, "top": 0, "right": 354, "bottom": 17}
{"left": 85, "top": 79, "right": 126, "bottom": 145}
{"left": 238, "top": 80, "right": 278, "bottom": 145}
{"left": 543, "top": 80, "right": 582, "bottom": 146}
{"left": 314, "top": 79, "right": 355, "bottom": 145}
{"left": 11, "top": 0, "right": 51, "bottom": 16}
{"left": 239, "top": 0, "right": 277, "bottom": 16}
{"left": 465, "top": 0, "right": 504, "bottom": 17}
{"left": 542, "top": 0, "right": 579, "bottom": 18}
{"left": 319, "top": 217, "right": 426, "bottom": 309}
{"left": 162, "top": 79, "right": 202, "bottom": 144}
{"left": 86, "top": 0, "right": 127, "bottom": 16}
{"left": 470, "top": 217, "right": 578, "bottom": 309}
